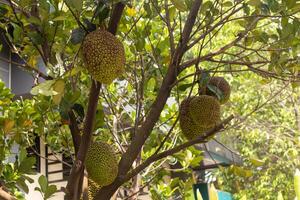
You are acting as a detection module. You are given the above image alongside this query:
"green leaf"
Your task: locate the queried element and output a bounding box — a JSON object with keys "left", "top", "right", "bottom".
{"left": 18, "top": 157, "right": 35, "bottom": 173}
{"left": 38, "top": 175, "right": 48, "bottom": 193}
{"left": 250, "top": 157, "right": 265, "bottom": 167}
{"left": 45, "top": 185, "right": 57, "bottom": 199}
{"left": 23, "top": 175, "right": 34, "bottom": 183}
{"left": 94, "top": 3, "right": 110, "bottom": 23}
{"left": 12, "top": 24, "right": 23, "bottom": 43}
{"left": 223, "top": 1, "right": 233, "bottom": 7}
{"left": 17, "top": 178, "right": 29, "bottom": 194}
{"left": 168, "top": 6, "right": 176, "bottom": 21}
{"left": 248, "top": 0, "right": 262, "bottom": 7}
{"left": 286, "top": 0, "right": 296, "bottom": 9}
{"left": 0, "top": 5, "right": 8, "bottom": 17}
{"left": 171, "top": 0, "right": 187, "bottom": 12}
{"left": 65, "top": 0, "right": 83, "bottom": 13}
{"left": 30, "top": 80, "right": 56, "bottom": 96}
{"left": 62, "top": 67, "right": 82, "bottom": 78}
{"left": 207, "top": 84, "right": 224, "bottom": 101}
{"left": 147, "top": 78, "right": 156, "bottom": 92}
{"left": 178, "top": 83, "right": 193, "bottom": 91}
{"left": 52, "top": 79, "right": 65, "bottom": 105}
{"left": 26, "top": 16, "right": 41, "bottom": 25}
{"left": 18, "top": 148, "right": 27, "bottom": 164}
{"left": 52, "top": 15, "right": 67, "bottom": 21}
{"left": 27, "top": 32, "right": 44, "bottom": 45}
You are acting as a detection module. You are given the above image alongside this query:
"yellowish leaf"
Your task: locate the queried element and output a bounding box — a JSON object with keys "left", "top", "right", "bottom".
{"left": 28, "top": 56, "right": 38, "bottom": 68}
{"left": 295, "top": 169, "right": 300, "bottom": 200}
{"left": 171, "top": 0, "right": 187, "bottom": 12}
{"left": 126, "top": 7, "right": 136, "bottom": 17}
{"left": 250, "top": 156, "right": 265, "bottom": 167}
{"left": 4, "top": 119, "right": 14, "bottom": 134}
{"left": 277, "top": 191, "right": 284, "bottom": 200}
{"left": 52, "top": 79, "right": 65, "bottom": 105}
{"left": 23, "top": 119, "right": 33, "bottom": 127}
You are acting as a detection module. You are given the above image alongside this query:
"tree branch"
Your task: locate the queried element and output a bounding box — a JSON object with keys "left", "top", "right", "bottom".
{"left": 116, "top": 0, "right": 202, "bottom": 179}
{"left": 65, "top": 81, "right": 101, "bottom": 200}
{"left": 179, "top": 17, "right": 261, "bottom": 72}
{"left": 0, "top": 187, "right": 16, "bottom": 200}
{"left": 108, "top": 3, "right": 126, "bottom": 35}
{"left": 124, "top": 115, "right": 234, "bottom": 182}
{"left": 68, "top": 110, "right": 81, "bottom": 155}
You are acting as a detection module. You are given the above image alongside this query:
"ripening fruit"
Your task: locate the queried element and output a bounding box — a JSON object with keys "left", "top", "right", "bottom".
{"left": 189, "top": 95, "right": 220, "bottom": 128}
{"left": 81, "top": 179, "right": 101, "bottom": 200}
{"left": 85, "top": 142, "right": 118, "bottom": 186}
{"left": 206, "top": 76, "right": 231, "bottom": 104}
{"left": 88, "top": 179, "right": 101, "bottom": 199}
{"left": 82, "top": 29, "right": 126, "bottom": 84}
{"left": 179, "top": 97, "right": 215, "bottom": 140}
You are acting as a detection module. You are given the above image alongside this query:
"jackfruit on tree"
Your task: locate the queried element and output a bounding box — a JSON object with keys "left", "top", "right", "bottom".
{"left": 179, "top": 97, "right": 215, "bottom": 140}
{"left": 188, "top": 95, "right": 220, "bottom": 128}
{"left": 81, "top": 179, "right": 101, "bottom": 200}
{"left": 85, "top": 141, "right": 118, "bottom": 186}
{"left": 82, "top": 29, "right": 126, "bottom": 84}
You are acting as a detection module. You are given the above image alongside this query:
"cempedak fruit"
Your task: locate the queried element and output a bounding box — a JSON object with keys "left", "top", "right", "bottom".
{"left": 85, "top": 141, "right": 118, "bottom": 186}
{"left": 179, "top": 97, "right": 214, "bottom": 140}
{"left": 82, "top": 29, "right": 126, "bottom": 84}
{"left": 189, "top": 95, "right": 220, "bottom": 128}
{"left": 88, "top": 179, "right": 101, "bottom": 200}
{"left": 81, "top": 179, "right": 101, "bottom": 200}
{"left": 206, "top": 76, "right": 231, "bottom": 104}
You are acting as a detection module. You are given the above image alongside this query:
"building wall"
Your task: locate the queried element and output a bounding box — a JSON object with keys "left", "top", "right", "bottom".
{"left": 10, "top": 54, "right": 35, "bottom": 96}
{"left": 0, "top": 31, "right": 10, "bottom": 88}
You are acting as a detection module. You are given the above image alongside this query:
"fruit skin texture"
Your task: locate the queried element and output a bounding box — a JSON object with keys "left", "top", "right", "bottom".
{"left": 179, "top": 97, "right": 214, "bottom": 140}
{"left": 82, "top": 29, "right": 125, "bottom": 84}
{"left": 189, "top": 95, "right": 220, "bottom": 128}
{"left": 81, "top": 179, "right": 101, "bottom": 200}
{"left": 85, "top": 141, "right": 118, "bottom": 186}
{"left": 206, "top": 76, "right": 231, "bottom": 104}
{"left": 87, "top": 179, "right": 101, "bottom": 200}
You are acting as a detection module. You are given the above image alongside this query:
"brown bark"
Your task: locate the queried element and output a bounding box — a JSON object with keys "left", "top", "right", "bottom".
{"left": 0, "top": 188, "right": 16, "bottom": 200}
{"left": 65, "top": 81, "right": 101, "bottom": 200}
{"left": 128, "top": 152, "right": 142, "bottom": 200}
{"left": 68, "top": 110, "right": 81, "bottom": 155}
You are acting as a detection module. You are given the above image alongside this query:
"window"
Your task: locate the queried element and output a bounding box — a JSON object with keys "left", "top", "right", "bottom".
{"left": 0, "top": 38, "right": 11, "bottom": 88}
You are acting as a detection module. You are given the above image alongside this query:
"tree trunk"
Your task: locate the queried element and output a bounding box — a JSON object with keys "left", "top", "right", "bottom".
{"left": 128, "top": 152, "right": 142, "bottom": 200}
{"left": 94, "top": 180, "right": 122, "bottom": 200}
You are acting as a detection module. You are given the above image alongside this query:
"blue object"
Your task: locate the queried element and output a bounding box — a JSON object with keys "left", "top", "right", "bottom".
{"left": 217, "top": 191, "right": 233, "bottom": 200}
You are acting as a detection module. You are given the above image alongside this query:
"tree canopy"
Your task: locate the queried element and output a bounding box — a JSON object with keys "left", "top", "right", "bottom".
{"left": 0, "top": 0, "right": 300, "bottom": 199}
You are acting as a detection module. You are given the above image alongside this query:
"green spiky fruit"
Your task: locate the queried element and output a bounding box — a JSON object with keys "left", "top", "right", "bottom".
{"left": 189, "top": 95, "right": 220, "bottom": 128}
{"left": 82, "top": 29, "right": 125, "bottom": 84}
{"left": 85, "top": 142, "right": 118, "bottom": 186}
{"left": 206, "top": 76, "right": 231, "bottom": 104}
{"left": 88, "top": 179, "right": 101, "bottom": 200}
{"left": 81, "top": 179, "right": 101, "bottom": 200}
{"left": 179, "top": 97, "right": 214, "bottom": 140}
